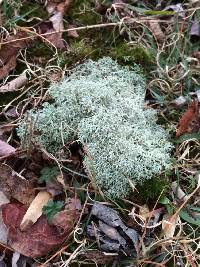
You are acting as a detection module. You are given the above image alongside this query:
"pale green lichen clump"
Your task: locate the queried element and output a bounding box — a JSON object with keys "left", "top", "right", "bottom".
{"left": 18, "top": 57, "right": 172, "bottom": 199}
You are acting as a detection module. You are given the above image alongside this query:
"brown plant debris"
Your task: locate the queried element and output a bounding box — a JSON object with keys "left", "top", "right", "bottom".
{"left": 0, "top": 72, "right": 28, "bottom": 93}
{"left": 0, "top": 164, "right": 35, "bottom": 204}
{"left": 2, "top": 201, "right": 80, "bottom": 257}
{"left": 176, "top": 99, "right": 200, "bottom": 137}
{"left": 0, "top": 32, "right": 32, "bottom": 80}
{"left": 0, "top": 140, "right": 16, "bottom": 157}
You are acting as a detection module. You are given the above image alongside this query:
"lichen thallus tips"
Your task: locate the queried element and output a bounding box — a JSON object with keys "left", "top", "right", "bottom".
{"left": 18, "top": 57, "right": 172, "bottom": 199}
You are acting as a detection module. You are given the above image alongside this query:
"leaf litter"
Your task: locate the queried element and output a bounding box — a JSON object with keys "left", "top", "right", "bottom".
{"left": 88, "top": 203, "right": 139, "bottom": 256}
{"left": 1, "top": 0, "right": 200, "bottom": 266}
{"left": 2, "top": 198, "right": 81, "bottom": 258}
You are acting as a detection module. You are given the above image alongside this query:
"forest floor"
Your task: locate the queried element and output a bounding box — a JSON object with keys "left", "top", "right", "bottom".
{"left": 0, "top": 0, "right": 200, "bottom": 266}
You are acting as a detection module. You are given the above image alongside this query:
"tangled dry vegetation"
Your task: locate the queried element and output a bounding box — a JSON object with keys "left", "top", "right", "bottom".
{"left": 0, "top": 0, "right": 200, "bottom": 266}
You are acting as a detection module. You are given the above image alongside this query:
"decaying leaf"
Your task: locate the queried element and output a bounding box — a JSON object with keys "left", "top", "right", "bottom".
{"left": 0, "top": 164, "right": 35, "bottom": 204}
{"left": 0, "top": 56, "right": 17, "bottom": 81}
{"left": 139, "top": 205, "right": 150, "bottom": 221}
{"left": 20, "top": 191, "right": 52, "bottom": 231}
{"left": 44, "top": 0, "right": 72, "bottom": 49}
{"left": 0, "top": 32, "right": 32, "bottom": 80}
{"left": 46, "top": 178, "right": 63, "bottom": 196}
{"left": 0, "top": 72, "right": 28, "bottom": 93}
{"left": 2, "top": 203, "right": 62, "bottom": 258}
{"left": 98, "top": 220, "right": 126, "bottom": 246}
{"left": 89, "top": 203, "right": 139, "bottom": 256}
{"left": 67, "top": 25, "right": 79, "bottom": 38}
{"left": 87, "top": 224, "right": 121, "bottom": 252}
{"left": 2, "top": 201, "right": 79, "bottom": 257}
{"left": 0, "top": 140, "right": 16, "bottom": 157}
{"left": 51, "top": 203, "right": 81, "bottom": 231}
{"left": 162, "top": 213, "right": 179, "bottom": 239}
{"left": 91, "top": 203, "right": 123, "bottom": 228}
{"left": 148, "top": 21, "right": 165, "bottom": 43}
{"left": 176, "top": 99, "right": 200, "bottom": 137}
{"left": 47, "top": 13, "right": 65, "bottom": 49}
{"left": 46, "top": 0, "right": 72, "bottom": 14}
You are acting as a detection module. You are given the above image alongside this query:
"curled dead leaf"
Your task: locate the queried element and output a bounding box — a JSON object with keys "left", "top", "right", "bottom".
{"left": 176, "top": 99, "right": 200, "bottom": 137}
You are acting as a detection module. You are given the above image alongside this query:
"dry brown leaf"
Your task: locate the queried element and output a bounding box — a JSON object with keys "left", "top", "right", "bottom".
{"left": 44, "top": 0, "right": 72, "bottom": 49}
{"left": 46, "top": 0, "right": 72, "bottom": 15}
{"left": 52, "top": 198, "right": 81, "bottom": 230}
{"left": 2, "top": 202, "right": 80, "bottom": 257}
{"left": 0, "top": 140, "right": 16, "bottom": 156}
{"left": 139, "top": 205, "right": 150, "bottom": 221}
{"left": 0, "top": 32, "right": 32, "bottom": 80}
{"left": 176, "top": 99, "right": 200, "bottom": 137}
{"left": 20, "top": 191, "right": 52, "bottom": 231}
{"left": 47, "top": 12, "right": 65, "bottom": 49}
{"left": 0, "top": 72, "right": 28, "bottom": 93}
{"left": 0, "top": 56, "right": 17, "bottom": 80}
{"left": 0, "top": 164, "right": 35, "bottom": 204}
{"left": 148, "top": 21, "right": 165, "bottom": 43}
{"left": 162, "top": 213, "right": 179, "bottom": 239}
{"left": 67, "top": 25, "right": 79, "bottom": 38}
